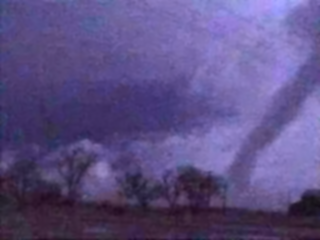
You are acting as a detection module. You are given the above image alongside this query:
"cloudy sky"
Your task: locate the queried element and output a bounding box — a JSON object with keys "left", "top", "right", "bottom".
{"left": 0, "top": 0, "right": 319, "bottom": 210}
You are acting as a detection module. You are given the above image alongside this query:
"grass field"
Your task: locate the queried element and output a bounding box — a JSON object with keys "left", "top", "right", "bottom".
{"left": 1, "top": 204, "right": 320, "bottom": 239}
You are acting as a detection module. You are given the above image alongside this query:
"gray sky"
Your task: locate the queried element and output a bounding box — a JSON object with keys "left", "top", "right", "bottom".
{"left": 0, "top": 0, "right": 319, "bottom": 210}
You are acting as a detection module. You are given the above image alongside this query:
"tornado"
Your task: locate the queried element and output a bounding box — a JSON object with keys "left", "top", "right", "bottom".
{"left": 227, "top": 0, "right": 320, "bottom": 199}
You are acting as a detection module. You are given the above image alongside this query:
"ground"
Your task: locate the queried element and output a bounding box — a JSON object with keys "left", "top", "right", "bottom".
{"left": 1, "top": 204, "right": 320, "bottom": 239}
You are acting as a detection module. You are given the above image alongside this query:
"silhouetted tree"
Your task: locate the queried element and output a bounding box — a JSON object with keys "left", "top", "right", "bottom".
{"left": 288, "top": 189, "right": 320, "bottom": 217}
{"left": 0, "top": 175, "right": 13, "bottom": 208}
{"left": 117, "top": 169, "right": 161, "bottom": 210}
{"left": 0, "top": 154, "right": 15, "bottom": 207}
{"left": 177, "top": 165, "right": 223, "bottom": 211}
{"left": 159, "top": 169, "right": 182, "bottom": 210}
{"left": 5, "top": 147, "right": 42, "bottom": 205}
{"left": 216, "top": 177, "right": 229, "bottom": 210}
{"left": 57, "top": 147, "right": 97, "bottom": 202}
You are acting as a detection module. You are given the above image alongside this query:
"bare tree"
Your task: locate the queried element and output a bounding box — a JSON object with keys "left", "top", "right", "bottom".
{"left": 117, "top": 169, "right": 161, "bottom": 210}
{"left": 57, "top": 147, "right": 97, "bottom": 202}
{"left": 5, "top": 148, "right": 42, "bottom": 205}
{"left": 177, "top": 165, "right": 223, "bottom": 211}
{"left": 0, "top": 154, "right": 12, "bottom": 207}
{"left": 216, "top": 177, "right": 228, "bottom": 210}
{"left": 159, "top": 169, "right": 182, "bottom": 210}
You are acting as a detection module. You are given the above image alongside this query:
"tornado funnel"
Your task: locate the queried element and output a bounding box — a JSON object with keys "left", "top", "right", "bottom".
{"left": 228, "top": 52, "right": 320, "bottom": 199}
{"left": 227, "top": 0, "right": 320, "bottom": 202}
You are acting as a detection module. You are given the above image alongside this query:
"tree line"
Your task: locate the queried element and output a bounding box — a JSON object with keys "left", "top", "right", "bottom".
{"left": 2, "top": 144, "right": 319, "bottom": 216}
{"left": 0, "top": 144, "right": 227, "bottom": 212}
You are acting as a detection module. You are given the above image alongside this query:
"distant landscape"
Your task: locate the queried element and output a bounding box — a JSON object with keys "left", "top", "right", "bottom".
{"left": 1, "top": 0, "right": 320, "bottom": 239}
{"left": 1, "top": 145, "right": 320, "bottom": 239}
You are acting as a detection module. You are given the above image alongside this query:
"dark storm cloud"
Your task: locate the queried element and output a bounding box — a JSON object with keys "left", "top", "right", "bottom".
{"left": 0, "top": 0, "right": 237, "bottom": 145}
{"left": 227, "top": 0, "right": 320, "bottom": 196}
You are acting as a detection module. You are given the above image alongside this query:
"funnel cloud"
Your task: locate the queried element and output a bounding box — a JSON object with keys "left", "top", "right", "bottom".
{"left": 228, "top": 0, "right": 320, "bottom": 199}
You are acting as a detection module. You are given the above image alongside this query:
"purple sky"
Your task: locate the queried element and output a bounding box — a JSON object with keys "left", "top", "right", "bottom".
{"left": 0, "top": 0, "right": 319, "bottom": 210}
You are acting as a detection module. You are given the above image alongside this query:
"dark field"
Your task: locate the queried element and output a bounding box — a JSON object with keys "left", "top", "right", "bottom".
{"left": 1, "top": 204, "right": 320, "bottom": 239}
